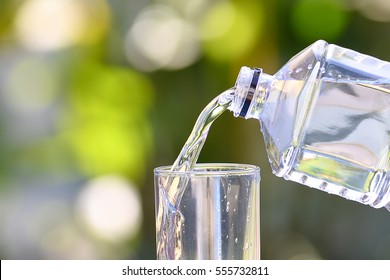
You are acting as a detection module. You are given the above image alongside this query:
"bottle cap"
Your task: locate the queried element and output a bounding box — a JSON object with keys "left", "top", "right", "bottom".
{"left": 232, "top": 66, "right": 262, "bottom": 118}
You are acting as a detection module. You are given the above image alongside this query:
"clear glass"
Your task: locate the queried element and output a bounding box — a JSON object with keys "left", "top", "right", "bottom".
{"left": 230, "top": 40, "right": 390, "bottom": 210}
{"left": 154, "top": 163, "right": 260, "bottom": 260}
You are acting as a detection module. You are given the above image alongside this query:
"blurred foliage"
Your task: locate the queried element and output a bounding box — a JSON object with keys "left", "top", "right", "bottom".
{"left": 0, "top": 0, "right": 390, "bottom": 260}
{"left": 291, "top": 0, "right": 349, "bottom": 42}
{"left": 65, "top": 61, "right": 154, "bottom": 180}
{"left": 200, "top": 0, "right": 264, "bottom": 61}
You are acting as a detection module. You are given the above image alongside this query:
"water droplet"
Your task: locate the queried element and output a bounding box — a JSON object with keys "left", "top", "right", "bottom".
{"left": 244, "top": 243, "right": 249, "bottom": 250}
{"left": 226, "top": 235, "right": 229, "bottom": 239}
{"left": 295, "top": 68, "right": 302, "bottom": 73}
{"left": 233, "top": 208, "right": 236, "bottom": 212}
{"left": 235, "top": 194, "right": 238, "bottom": 200}
{"left": 300, "top": 175, "right": 308, "bottom": 184}
{"left": 235, "top": 238, "right": 238, "bottom": 243}
{"left": 246, "top": 215, "right": 250, "bottom": 222}
{"left": 319, "top": 182, "right": 327, "bottom": 190}
{"left": 337, "top": 74, "right": 342, "bottom": 78}
{"left": 307, "top": 64, "right": 313, "bottom": 70}
{"left": 227, "top": 184, "right": 232, "bottom": 193}
{"left": 223, "top": 195, "right": 227, "bottom": 199}
{"left": 226, "top": 202, "right": 230, "bottom": 212}
{"left": 320, "top": 67, "right": 326, "bottom": 74}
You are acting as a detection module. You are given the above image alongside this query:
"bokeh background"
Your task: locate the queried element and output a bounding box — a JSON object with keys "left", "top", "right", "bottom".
{"left": 1, "top": 0, "right": 390, "bottom": 260}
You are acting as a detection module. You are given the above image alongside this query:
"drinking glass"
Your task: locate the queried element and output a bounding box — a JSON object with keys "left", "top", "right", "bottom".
{"left": 154, "top": 163, "right": 260, "bottom": 260}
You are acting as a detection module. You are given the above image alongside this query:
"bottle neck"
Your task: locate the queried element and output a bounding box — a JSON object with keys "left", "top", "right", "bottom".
{"left": 229, "top": 66, "right": 273, "bottom": 119}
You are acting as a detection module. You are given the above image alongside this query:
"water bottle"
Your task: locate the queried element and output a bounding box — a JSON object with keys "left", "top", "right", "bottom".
{"left": 229, "top": 40, "right": 390, "bottom": 210}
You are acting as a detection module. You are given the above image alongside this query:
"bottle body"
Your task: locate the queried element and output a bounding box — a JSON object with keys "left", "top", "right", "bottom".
{"left": 231, "top": 40, "right": 390, "bottom": 210}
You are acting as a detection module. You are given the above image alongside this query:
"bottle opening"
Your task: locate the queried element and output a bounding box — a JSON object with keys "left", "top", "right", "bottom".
{"left": 239, "top": 67, "right": 261, "bottom": 118}
{"left": 231, "top": 66, "right": 262, "bottom": 118}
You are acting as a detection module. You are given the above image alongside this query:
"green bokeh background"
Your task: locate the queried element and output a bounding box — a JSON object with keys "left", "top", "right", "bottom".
{"left": 1, "top": 0, "right": 390, "bottom": 260}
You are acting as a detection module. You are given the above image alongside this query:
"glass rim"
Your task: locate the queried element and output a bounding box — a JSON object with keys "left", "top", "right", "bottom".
{"left": 154, "top": 163, "right": 260, "bottom": 177}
